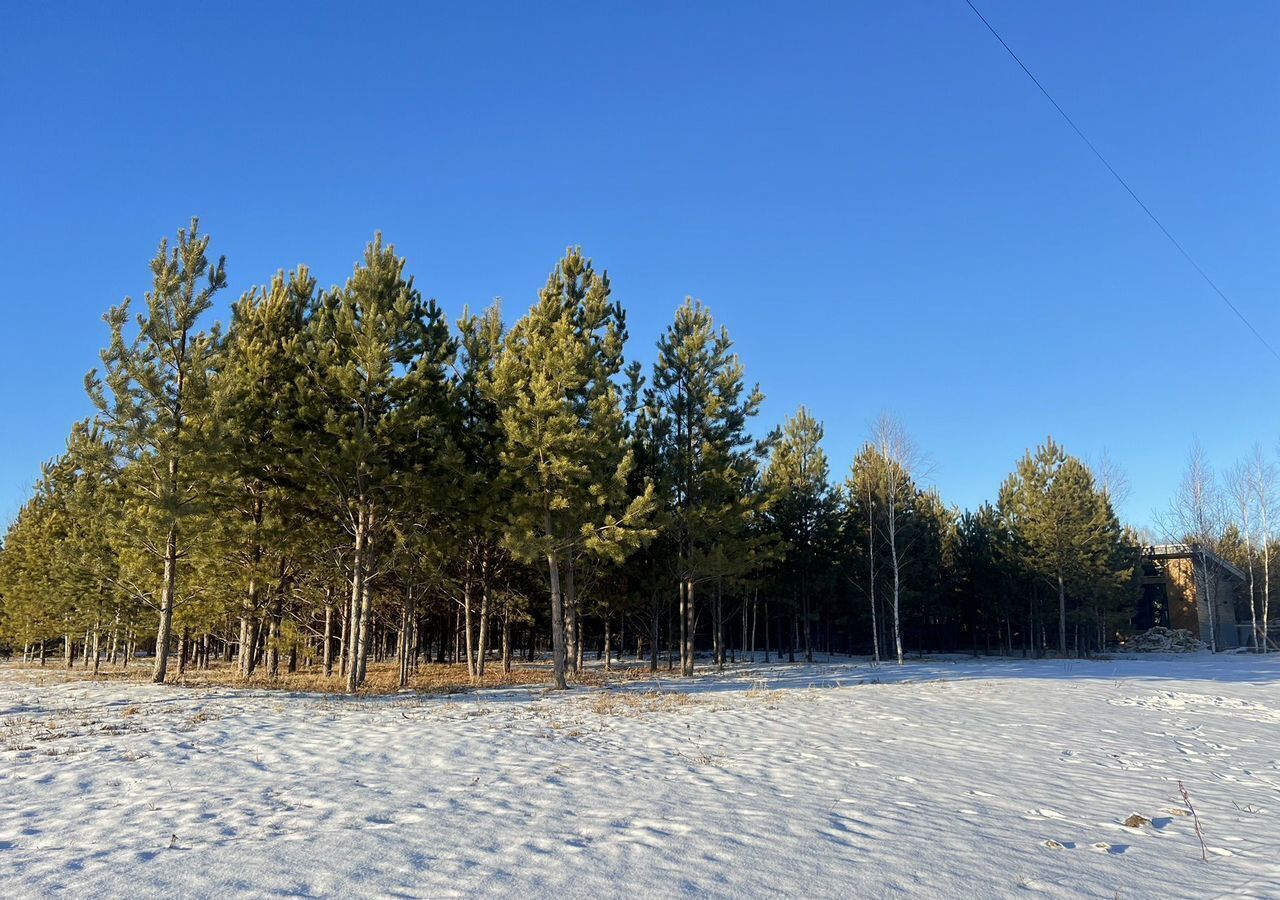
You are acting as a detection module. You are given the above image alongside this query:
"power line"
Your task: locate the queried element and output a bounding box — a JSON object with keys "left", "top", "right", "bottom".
{"left": 962, "top": 0, "right": 1280, "bottom": 364}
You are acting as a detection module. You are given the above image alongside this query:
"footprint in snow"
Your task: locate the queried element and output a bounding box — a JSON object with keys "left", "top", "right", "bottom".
{"left": 1091, "top": 842, "right": 1128, "bottom": 855}
{"left": 1042, "top": 839, "right": 1076, "bottom": 850}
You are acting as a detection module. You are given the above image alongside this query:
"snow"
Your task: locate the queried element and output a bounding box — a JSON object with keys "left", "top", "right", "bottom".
{"left": 2, "top": 654, "right": 1279, "bottom": 898}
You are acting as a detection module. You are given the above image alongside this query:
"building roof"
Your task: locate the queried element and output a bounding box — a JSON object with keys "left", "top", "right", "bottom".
{"left": 1142, "top": 543, "right": 1247, "bottom": 581}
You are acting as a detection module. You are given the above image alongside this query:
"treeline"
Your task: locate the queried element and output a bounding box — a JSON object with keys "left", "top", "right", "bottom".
{"left": 0, "top": 221, "right": 1143, "bottom": 689}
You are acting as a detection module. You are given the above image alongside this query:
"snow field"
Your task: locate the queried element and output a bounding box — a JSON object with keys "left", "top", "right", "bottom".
{"left": 1, "top": 655, "right": 1278, "bottom": 898}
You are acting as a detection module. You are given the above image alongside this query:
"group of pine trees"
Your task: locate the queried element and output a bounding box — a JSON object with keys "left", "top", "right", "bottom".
{"left": 0, "top": 221, "right": 1151, "bottom": 691}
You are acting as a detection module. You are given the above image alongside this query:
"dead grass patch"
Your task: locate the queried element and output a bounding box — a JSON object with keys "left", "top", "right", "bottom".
{"left": 6, "top": 658, "right": 741, "bottom": 698}
{"left": 588, "top": 689, "right": 704, "bottom": 716}
{"left": 164, "top": 661, "right": 553, "bottom": 696}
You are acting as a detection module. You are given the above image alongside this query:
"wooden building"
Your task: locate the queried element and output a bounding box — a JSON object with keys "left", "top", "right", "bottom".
{"left": 1137, "top": 544, "right": 1247, "bottom": 649}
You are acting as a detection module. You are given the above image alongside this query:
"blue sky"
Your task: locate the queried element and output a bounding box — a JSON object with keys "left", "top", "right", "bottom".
{"left": 2, "top": 1, "right": 1277, "bottom": 529}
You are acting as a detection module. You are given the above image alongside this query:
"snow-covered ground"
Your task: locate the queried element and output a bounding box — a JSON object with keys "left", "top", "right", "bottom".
{"left": 2, "top": 655, "right": 1278, "bottom": 898}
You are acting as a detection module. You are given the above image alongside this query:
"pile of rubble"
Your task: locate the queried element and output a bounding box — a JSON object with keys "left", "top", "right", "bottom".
{"left": 1121, "top": 626, "right": 1207, "bottom": 653}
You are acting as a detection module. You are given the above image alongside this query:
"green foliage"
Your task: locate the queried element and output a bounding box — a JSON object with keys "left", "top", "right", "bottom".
{"left": 1, "top": 225, "right": 1154, "bottom": 675}
{"left": 998, "top": 437, "right": 1135, "bottom": 654}
{"left": 650, "top": 298, "right": 764, "bottom": 581}
{"left": 86, "top": 218, "right": 226, "bottom": 531}
{"left": 302, "top": 233, "right": 456, "bottom": 530}
{"left": 763, "top": 407, "right": 840, "bottom": 658}
{"left": 494, "top": 248, "right": 654, "bottom": 564}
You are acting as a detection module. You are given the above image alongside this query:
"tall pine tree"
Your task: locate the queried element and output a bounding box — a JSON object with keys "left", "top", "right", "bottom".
{"left": 87, "top": 219, "right": 226, "bottom": 682}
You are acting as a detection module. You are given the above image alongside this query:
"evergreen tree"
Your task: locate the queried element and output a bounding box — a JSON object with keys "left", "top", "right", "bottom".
{"left": 450, "top": 303, "right": 508, "bottom": 681}
{"left": 86, "top": 219, "right": 227, "bottom": 682}
{"left": 651, "top": 299, "right": 763, "bottom": 676}
{"left": 998, "top": 437, "right": 1123, "bottom": 656}
{"left": 842, "top": 444, "right": 884, "bottom": 662}
{"left": 763, "top": 407, "right": 839, "bottom": 662}
{"left": 494, "top": 248, "right": 654, "bottom": 689}
{"left": 946, "top": 503, "right": 1009, "bottom": 654}
{"left": 206, "top": 266, "right": 316, "bottom": 678}
{"left": 299, "top": 235, "right": 455, "bottom": 690}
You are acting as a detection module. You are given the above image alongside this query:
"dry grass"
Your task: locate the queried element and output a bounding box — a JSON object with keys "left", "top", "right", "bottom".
{"left": 3, "top": 657, "right": 726, "bottom": 699}
{"left": 3, "top": 659, "right": 554, "bottom": 696}
{"left": 588, "top": 689, "right": 704, "bottom": 716}
{"left": 5, "top": 655, "right": 707, "bottom": 697}
{"left": 165, "top": 661, "right": 556, "bottom": 696}
{"left": 745, "top": 680, "right": 788, "bottom": 707}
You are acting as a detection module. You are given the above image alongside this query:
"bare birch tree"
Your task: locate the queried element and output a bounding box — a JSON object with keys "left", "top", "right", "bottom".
{"left": 1163, "top": 442, "right": 1226, "bottom": 652}
{"left": 870, "top": 412, "right": 926, "bottom": 666}
{"left": 1228, "top": 458, "right": 1259, "bottom": 652}
{"left": 1250, "top": 444, "right": 1276, "bottom": 652}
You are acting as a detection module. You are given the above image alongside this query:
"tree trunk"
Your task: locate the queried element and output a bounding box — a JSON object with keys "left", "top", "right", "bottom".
{"left": 546, "top": 552, "right": 568, "bottom": 690}
{"left": 463, "top": 550, "right": 477, "bottom": 678}
{"left": 355, "top": 575, "right": 373, "bottom": 685}
{"left": 890, "top": 523, "right": 903, "bottom": 666}
{"left": 91, "top": 623, "right": 102, "bottom": 678}
{"left": 1261, "top": 521, "right": 1271, "bottom": 652}
{"left": 1198, "top": 551, "right": 1218, "bottom": 653}
{"left": 476, "top": 554, "right": 491, "bottom": 678}
{"left": 323, "top": 591, "right": 335, "bottom": 677}
{"left": 866, "top": 479, "right": 880, "bottom": 665}
{"left": 1057, "top": 571, "right": 1067, "bottom": 657}
{"left": 501, "top": 611, "right": 512, "bottom": 675}
{"left": 399, "top": 583, "right": 415, "bottom": 689}
{"left": 345, "top": 506, "right": 368, "bottom": 692}
{"left": 108, "top": 612, "right": 120, "bottom": 666}
{"left": 712, "top": 581, "right": 723, "bottom": 672}
{"left": 565, "top": 558, "right": 579, "bottom": 675}
{"left": 152, "top": 510, "right": 179, "bottom": 684}
{"left": 686, "top": 578, "right": 697, "bottom": 676}
{"left": 267, "top": 598, "right": 281, "bottom": 678}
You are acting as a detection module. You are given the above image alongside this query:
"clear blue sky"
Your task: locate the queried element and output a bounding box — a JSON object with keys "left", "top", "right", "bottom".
{"left": 2, "top": 1, "right": 1277, "bottom": 530}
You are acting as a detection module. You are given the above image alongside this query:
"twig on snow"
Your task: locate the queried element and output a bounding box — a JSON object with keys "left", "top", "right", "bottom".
{"left": 1178, "top": 780, "right": 1208, "bottom": 862}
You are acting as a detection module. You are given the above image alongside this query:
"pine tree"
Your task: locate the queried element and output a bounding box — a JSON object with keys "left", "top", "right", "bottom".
{"left": 945, "top": 503, "right": 1010, "bottom": 655}
{"left": 87, "top": 219, "right": 227, "bottom": 682}
{"left": 842, "top": 445, "right": 884, "bottom": 662}
{"left": 651, "top": 299, "right": 762, "bottom": 676}
{"left": 999, "top": 437, "right": 1121, "bottom": 656}
{"left": 206, "top": 267, "right": 316, "bottom": 678}
{"left": 451, "top": 303, "right": 508, "bottom": 681}
{"left": 299, "top": 235, "right": 455, "bottom": 690}
{"left": 44, "top": 422, "right": 123, "bottom": 673}
{"left": 494, "top": 248, "right": 654, "bottom": 689}
{"left": 764, "top": 407, "right": 839, "bottom": 663}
